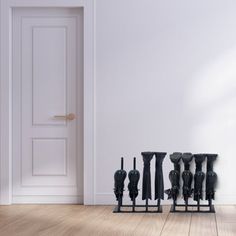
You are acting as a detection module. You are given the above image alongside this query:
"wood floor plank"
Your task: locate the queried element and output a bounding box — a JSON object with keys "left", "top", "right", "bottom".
{"left": 94, "top": 207, "right": 144, "bottom": 236}
{"left": 0, "top": 205, "right": 235, "bottom": 236}
{"left": 0, "top": 205, "right": 83, "bottom": 236}
{"left": 0, "top": 204, "right": 38, "bottom": 228}
{"left": 131, "top": 206, "right": 169, "bottom": 236}
{"left": 216, "top": 205, "right": 236, "bottom": 236}
{"left": 160, "top": 212, "right": 192, "bottom": 236}
{"left": 189, "top": 213, "right": 217, "bottom": 236}
{"left": 38, "top": 205, "right": 107, "bottom": 236}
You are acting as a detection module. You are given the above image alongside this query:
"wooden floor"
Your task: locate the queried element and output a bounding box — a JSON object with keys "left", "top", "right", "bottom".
{"left": 0, "top": 205, "right": 235, "bottom": 236}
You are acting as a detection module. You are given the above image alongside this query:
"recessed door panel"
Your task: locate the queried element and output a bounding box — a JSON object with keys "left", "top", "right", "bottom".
{"left": 32, "top": 26, "right": 67, "bottom": 126}
{"left": 32, "top": 138, "right": 67, "bottom": 176}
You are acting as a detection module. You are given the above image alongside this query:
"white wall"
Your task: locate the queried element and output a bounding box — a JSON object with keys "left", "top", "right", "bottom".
{"left": 95, "top": 0, "right": 236, "bottom": 204}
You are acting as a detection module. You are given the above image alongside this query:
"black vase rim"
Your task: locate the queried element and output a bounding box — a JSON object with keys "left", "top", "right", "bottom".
{"left": 205, "top": 153, "right": 218, "bottom": 159}
{"left": 182, "top": 152, "right": 193, "bottom": 156}
{"left": 170, "top": 152, "right": 182, "bottom": 163}
{"left": 154, "top": 152, "right": 167, "bottom": 156}
{"left": 206, "top": 153, "right": 218, "bottom": 162}
{"left": 194, "top": 154, "right": 206, "bottom": 163}
{"left": 182, "top": 153, "right": 193, "bottom": 163}
{"left": 141, "top": 151, "right": 155, "bottom": 156}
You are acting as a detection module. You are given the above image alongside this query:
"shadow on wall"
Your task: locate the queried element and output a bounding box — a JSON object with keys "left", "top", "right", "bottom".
{"left": 187, "top": 46, "right": 236, "bottom": 202}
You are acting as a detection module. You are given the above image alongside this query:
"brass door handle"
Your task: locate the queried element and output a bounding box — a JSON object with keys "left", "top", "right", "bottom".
{"left": 54, "top": 113, "right": 76, "bottom": 121}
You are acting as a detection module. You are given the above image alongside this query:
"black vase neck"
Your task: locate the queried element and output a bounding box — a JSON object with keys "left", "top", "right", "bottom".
{"left": 170, "top": 152, "right": 182, "bottom": 172}
{"left": 155, "top": 152, "right": 166, "bottom": 164}
{"left": 206, "top": 154, "right": 218, "bottom": 172}
{"left": 141, "top": 152, "right": 154, "bottom": 166}
{"left": 194, "top": 154, "right": 206, "bottom": 171}
{"left": 182, "top": 153, "right": 193, "bottom": 171}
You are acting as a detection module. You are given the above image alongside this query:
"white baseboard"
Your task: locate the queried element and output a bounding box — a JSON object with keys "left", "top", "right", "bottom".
{"left": 95, "top": 193, "right": 236, "bottom": 205}
{"left": 12, "top": 195, "right": 83, "bottom": 204}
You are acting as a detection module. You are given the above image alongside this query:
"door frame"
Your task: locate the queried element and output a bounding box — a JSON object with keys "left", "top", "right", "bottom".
{"left": 0, "top": 0, "right": 95, "bottom": 205}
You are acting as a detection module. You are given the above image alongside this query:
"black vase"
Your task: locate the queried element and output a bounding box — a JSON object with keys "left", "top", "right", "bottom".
{"left": 182, "top": 153, "right": 193, "bottom": 201}
{"left": 154, "top": 152, "right": 167, "bottom": 200}
{"left": 165, "top": 152, "right": 182, "bottom": 201}
{"left": 128, "top": 157, "right": 140, "bottom": 201}
{"left": 193, "top": 154, "right": 206, "bottom": 201}
{"left": 205, "top": 154, "right": 218, "bottom": 201}
{"left": 141, "top": 152, "right": 154, "bottom": 200}
{"left": 114, "top": 157, "right": 127, "bottom": 203}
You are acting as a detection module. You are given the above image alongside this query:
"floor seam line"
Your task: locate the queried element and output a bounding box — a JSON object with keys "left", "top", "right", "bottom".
{"left": 214, "top": 208, "right": 219, "bottom": 236}
{"left": 188, "top": 211, "right": 193, "bottom": 236}
{"left": 159, "top": 208, "right": 170, "bottom": 236}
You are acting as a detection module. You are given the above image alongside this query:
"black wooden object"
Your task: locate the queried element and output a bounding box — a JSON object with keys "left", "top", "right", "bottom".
{"left": 165, "top": 152, "right": 182, "bottom": 210}
{"left": 182, "top": 153, "right": 193, "bottom": 211}
{"left": 128, "top": 157, "right": 140, "bottom": 211}
{"left": 114, "top": 157, "right": 127, "bottom": 212}
{"left": 205, "top": 153, "right": 218, "bottom": 211}
{"left": 141, "top": 152, "right": 154, "bottom": 203}
{"left": 169, "top": 153, "right": 217, "bottom": 213}
{"left": 193, "top": 154, "right": 206, "bottom": 203}
{"left": 113, "top": 153, "right": 163, "bottom": 213}
{"left": 154, "top": 152, "right": 166, "bottom": 209}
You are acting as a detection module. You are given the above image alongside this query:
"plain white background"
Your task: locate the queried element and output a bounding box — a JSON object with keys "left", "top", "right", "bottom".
{"left": 95, "top": 0, "right": 236, "bottom": 204}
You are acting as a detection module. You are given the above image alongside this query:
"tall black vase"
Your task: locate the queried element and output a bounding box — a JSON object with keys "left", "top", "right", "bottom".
{"left": 205, "top": 154, "right": 218, "bottom": 201}
{"left": 141, "top": 152, "right": 154, "bottom": 200}
{"left": 154, "top": 152, "right": 167, "bottom": 200}
{"left": 182, "top": 153, "right": 193, "bottom": 202}
{"left": 193, "top": 154, "right": 206, "bottom": 201}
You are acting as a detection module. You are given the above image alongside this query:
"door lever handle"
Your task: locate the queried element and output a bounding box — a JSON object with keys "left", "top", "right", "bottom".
{"left": 54, "top": 113, "right": 76, "bottom": 121}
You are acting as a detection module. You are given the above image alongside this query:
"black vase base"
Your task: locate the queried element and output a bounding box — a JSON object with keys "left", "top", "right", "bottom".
{"left": 170, "top": 203, "right": 215, "bottom": 213}
{"left": 113, "top": 204, "right": 163, "bottom": 213}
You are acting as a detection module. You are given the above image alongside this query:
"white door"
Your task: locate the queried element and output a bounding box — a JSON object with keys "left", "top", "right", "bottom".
{"left": 12, "top": 8, "right": 83, "bottom": 204}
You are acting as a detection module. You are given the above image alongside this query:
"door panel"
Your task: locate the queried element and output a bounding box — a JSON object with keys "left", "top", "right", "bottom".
{"left": 32, "top": 26, "right": 67, "bottom": 126}
{"left": 32, "top": 138, "right": 67, "bottom": 176}
{"left": 12, "top": 8, "right": 83, "bottom": 203}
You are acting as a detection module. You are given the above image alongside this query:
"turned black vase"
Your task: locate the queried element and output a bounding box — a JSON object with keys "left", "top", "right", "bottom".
{"left": 114, "top": 157, "right": 127, "bottom": 201}
{"left": 141, "top": 152, "right": 154, "bottom": 200}
{"left": 193, "top": 154, "right": 206, "bottom": 201}
{"left": 154, "top": 152, "right": 167, "bottom": 200}
{"left": 128, "top": 157, "right": 140, "bottom": 201}
{"left": 182, "top": 153, "right": 193, "bottom": 201}
{"left": 165, "top": 152, "right": 182, "bottom": 201}
{"left": 205, "top": 154, "right": 218, "bottom": 201}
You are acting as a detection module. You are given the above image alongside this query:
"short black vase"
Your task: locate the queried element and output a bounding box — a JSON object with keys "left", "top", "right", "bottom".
{"left": 165, "top": 152, "right": 182, "bottom": 201}
{"left": 114, "top": 157, "right": 127, "bottom": 210}
{"left": 128, "top": 157, "right": 140, "bottom": 202}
